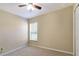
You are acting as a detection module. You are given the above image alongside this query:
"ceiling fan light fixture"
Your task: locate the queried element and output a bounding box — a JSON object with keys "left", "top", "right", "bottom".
{"left": 18, "top": 3, "right": 42, "bottom": 10}
{"left": 27, "top": 4, "right": 35, "bottom": 11}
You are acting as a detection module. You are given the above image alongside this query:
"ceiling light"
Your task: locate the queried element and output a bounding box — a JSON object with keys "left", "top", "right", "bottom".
{"left": 27, "top": 4, "right": 35, "bottom": 11}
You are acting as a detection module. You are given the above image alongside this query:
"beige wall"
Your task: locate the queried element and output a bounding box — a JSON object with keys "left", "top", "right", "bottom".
{"left": 29, "top": 6, "right": 73, "bottom": 53}
{"left": 0, "top": 10, "right": 28, "bottom": 53}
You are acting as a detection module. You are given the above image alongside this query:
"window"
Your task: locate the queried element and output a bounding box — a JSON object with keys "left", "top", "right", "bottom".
{"left": 30, "top": 22, "right": 38, "bottom": 41}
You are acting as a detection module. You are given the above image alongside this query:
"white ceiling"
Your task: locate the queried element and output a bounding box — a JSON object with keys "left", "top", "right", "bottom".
{"left": 0, "top": 3, "right": 73, "bottom": 19}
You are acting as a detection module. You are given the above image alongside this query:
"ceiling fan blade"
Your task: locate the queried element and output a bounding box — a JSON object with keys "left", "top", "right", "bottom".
{"left": 34, "top": 5, "right": 42, "bottom": 10}
{"left": 18, "top": 4, "right": 26, "bottom": 7}
{"left": 18, "top": 3, "right": 42, "bottom": 10}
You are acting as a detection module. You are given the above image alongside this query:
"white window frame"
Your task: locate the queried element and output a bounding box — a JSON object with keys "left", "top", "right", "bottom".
{"left": 29, "top": 22, "right": 38, "bottom": 41}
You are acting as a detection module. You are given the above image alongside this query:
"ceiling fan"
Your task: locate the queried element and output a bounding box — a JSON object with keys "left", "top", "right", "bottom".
{"left": 18, "top": 3, "right": 42, "bottom": 10}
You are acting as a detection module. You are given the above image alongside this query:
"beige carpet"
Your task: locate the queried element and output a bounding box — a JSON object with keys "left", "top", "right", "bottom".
{"left": 5, "top": 46, "right": 72, "bottom": 56}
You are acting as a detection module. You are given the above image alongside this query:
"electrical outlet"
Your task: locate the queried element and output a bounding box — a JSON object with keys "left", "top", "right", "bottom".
{"left": 0, "top": 48, "right": 3, "bottom": 53}
{"left": 1, "top": 48, "right": 3, "bottom": 51}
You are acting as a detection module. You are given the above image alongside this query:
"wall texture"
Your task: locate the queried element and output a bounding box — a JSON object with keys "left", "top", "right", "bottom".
{"left": 29, "top": 6, "right": 73, "bottom": 53}
{"left": 0, "top": 10, "right": 28, "bottom": 53}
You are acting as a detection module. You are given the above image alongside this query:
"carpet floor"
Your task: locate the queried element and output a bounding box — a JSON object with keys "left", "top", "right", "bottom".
{"left": 5, "top": 46, "right": 73, "bottom": 56}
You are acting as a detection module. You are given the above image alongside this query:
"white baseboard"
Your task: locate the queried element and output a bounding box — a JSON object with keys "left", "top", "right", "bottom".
{"left": 0, "top": 44, "right": 26, "bottom": 56}
{"left": 31, "top": 44, "right": 73, "bottom": 55}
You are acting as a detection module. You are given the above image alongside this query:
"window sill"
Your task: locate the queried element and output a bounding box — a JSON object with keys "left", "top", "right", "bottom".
{"left": 30, "top": 40, "right": 38, "bottom": 42}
